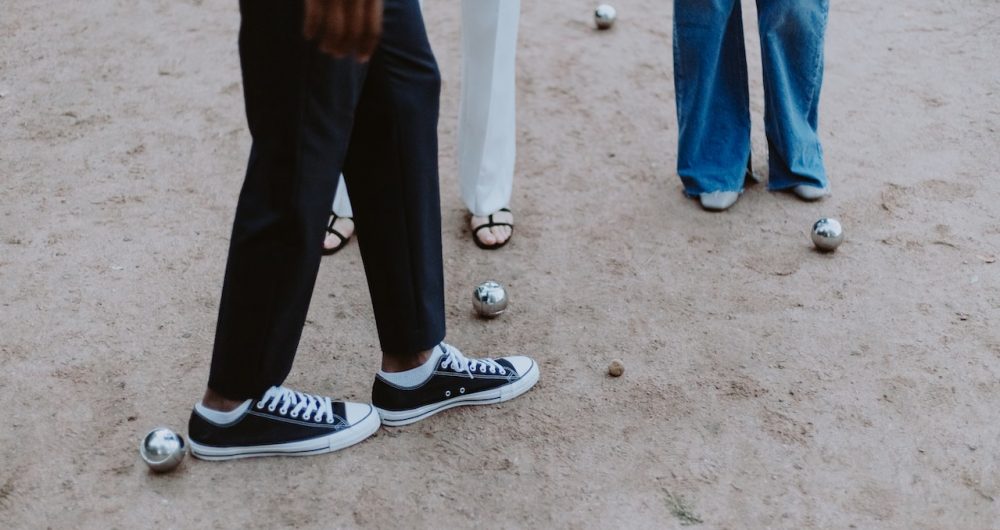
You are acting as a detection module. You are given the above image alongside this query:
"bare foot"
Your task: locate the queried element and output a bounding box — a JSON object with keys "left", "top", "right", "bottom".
{"left": 323, "top": 215, "right": 354, "bottom": 253}
{"left": 471, "top": 209, "right": 513, "bottom": 247}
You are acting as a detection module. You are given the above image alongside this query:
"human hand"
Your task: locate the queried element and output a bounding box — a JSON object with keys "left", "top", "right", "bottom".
{"left": 303, "top": 0, "right": 383, "bottom": 61}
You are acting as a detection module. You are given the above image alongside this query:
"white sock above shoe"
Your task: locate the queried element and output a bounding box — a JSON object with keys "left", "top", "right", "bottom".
{"left": 195, "top": 399, "right": 252, "bottom": 424}
{"left": 378, "top": 345, "right": 445, "bottom": 387}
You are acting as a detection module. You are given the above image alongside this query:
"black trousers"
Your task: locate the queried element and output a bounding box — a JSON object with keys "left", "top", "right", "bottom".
{"left": 208, "top": 0, "right": 446, "bottom": 400}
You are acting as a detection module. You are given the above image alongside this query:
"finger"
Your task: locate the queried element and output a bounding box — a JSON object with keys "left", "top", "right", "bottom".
{"left": 303, "top": 0, "right": 323, "bottom": 41}
{"left": 339, "top": 0, "right": 366, "bottom": 57}
{"left": 356, "top": 0, "right": 383, "bottom": 61}
{"left": 321, "top": 0, "right": 348, "bottom": 56}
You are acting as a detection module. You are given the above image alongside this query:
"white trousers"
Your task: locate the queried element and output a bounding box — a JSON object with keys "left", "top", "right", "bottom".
{"left": 333, "top": 0, "right": 520, "bottom": 218}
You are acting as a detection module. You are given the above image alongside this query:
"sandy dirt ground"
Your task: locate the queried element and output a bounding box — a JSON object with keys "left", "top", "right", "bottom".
{"left": 2, "top": 0, "right": 999, "bottom": 528}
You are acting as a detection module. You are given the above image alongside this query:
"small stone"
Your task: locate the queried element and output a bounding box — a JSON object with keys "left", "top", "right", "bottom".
{"left": 608, "top": 359, "right": 625, "bottom": 377}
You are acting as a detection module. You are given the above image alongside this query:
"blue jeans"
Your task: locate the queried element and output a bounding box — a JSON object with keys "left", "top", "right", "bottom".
{"left": 673, "top": 0, "right": 829, "bottom": 196}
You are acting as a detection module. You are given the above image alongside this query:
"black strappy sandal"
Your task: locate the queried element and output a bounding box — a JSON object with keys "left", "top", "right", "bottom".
{"left": 471, "top": 207, "right": 513, "bottom": 250}
{"left": 322, "top": 212, "right": 353, "bottom": 256}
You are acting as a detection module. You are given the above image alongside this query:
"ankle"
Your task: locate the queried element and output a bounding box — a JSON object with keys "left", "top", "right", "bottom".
{"left": 381, "top": 348, "right": 434, "bottom": 373}
{"left": 201, "top": 388, "right": 247, "bottom": 412}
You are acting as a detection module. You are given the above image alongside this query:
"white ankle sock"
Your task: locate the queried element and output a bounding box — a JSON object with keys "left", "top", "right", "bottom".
{"left": 195, "top": 399, "right": 252, "bottom": 424}
{"left": 379, "top": 345, "right": 445, "bottom": 387}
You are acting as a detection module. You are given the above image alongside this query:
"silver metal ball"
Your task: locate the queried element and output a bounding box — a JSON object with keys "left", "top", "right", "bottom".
{"left": 594, "top": 4, "right": 617, "bottom": 30}
{"left": 473, "top": 280, "right": 508, "bottom": 318}
{"left": 811, "top": 218, "right": 844, "bottom": 252}
{"left": 140, "top": 427, "right": 186, "bottom": 473}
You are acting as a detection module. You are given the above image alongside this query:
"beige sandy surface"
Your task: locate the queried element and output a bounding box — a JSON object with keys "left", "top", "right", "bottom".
{"left": 2, "top": 0, "right": 999, "bottom": 528}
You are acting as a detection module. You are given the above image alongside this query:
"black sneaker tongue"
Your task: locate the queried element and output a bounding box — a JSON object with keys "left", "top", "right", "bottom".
{"left": 495, "top": 358, "right": 515, "bottom": 373}
{"left": 331, "top": 401, "right": 346, "bottom": 423}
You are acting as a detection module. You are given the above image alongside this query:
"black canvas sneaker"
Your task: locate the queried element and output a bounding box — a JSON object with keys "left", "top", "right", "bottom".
{"left": 372, "top": 343, "right": 540, "bottom": 426}
{"left": 188, "top": 386, "right": 380, "bottom": 460}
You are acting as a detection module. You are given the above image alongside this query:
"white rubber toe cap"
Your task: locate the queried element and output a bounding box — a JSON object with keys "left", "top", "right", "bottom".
{"left": 343, "top": 402, "right": 376, "bottom": 424}
{"left": 504, "top": 356, "right": 535, "bottom": 377}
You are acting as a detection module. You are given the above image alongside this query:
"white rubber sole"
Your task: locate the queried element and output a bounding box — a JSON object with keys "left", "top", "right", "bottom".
{"left": 376, "top": 361, "right": 540, "bottom": 427}
{"left": 189, "top": 406, "right": 381, "bottom": 461}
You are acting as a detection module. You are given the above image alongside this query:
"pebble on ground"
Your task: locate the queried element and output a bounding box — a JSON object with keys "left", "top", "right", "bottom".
{"left": 608, "top": 359, "right": 625, "bottom": 377}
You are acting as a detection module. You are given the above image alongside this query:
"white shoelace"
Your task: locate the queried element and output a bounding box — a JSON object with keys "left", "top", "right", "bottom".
{"left": 439, "top": 343, "right": 507, "bottom": 378}
{"left": 256, "top": 386, "right": 335, "bottom": 423}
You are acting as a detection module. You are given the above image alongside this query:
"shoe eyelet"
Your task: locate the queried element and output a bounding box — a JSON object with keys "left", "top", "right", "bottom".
{"left": 268, "top": 405, "right": 277, "bottom": 412}
{"left": 303, "top": 414, "right": 311, "bottom": 421}
{"left": 290, "top": 411, "right": 299, "bottom": 418}
{"left": 327, "top": 418, "right": 335, "bottom": 424}
{"left": 459, "top": 387, "right": 465, "bottom": 394}
{"left": 445, "top": 390, "right": 451, "bottom": 397}
{"left": 256, "top": 401, "right": 265, "bottom": 409}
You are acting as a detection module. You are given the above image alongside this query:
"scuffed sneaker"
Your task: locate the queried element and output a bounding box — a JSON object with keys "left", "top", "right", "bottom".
{"left": 372, "top": 343, "right": 540, "bottom": 426}
{"left": 188, "top": 386, "right": 380, "bottom": 460}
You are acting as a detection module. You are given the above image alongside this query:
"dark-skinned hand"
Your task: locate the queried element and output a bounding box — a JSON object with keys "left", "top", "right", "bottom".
{"left": 304, "top": 0, "right": 383, "bottom": 61}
